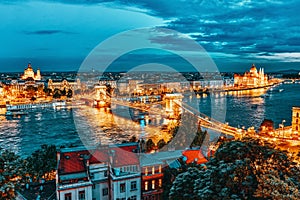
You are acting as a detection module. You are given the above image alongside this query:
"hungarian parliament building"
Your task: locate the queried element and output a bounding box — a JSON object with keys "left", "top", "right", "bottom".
{"left": 234, "top": 64, "right": 268, "bottom": 87}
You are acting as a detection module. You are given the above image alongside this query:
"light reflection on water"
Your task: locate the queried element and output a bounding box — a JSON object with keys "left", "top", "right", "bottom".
{"left": 0, "top": 83, "right": 299, "bottom": 156}
{"left": 73, "top": 106, "right": 164, "bottom": 147}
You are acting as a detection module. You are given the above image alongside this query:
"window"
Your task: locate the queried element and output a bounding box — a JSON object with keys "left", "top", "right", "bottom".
{"left": 102, "top": 188, "right": 108, "bottom": 196}
{"left": 159, "top": 179, "right": 162, "bottom": 187}
{"left": 145, "top": 167, "right": 148, "bottom": 175}
{"left": 297, "top": 113, "right": 299, "bottom": 118}
{"left": 158, "top": 165, "right": 162, "bottom": 173}
{"left": 64, "top": 193, "right": 71, "bottom": 200}
{"left": 79, "top": 191, "right": 85, "bottom": 200}
{"left": 131, "top": 195, "right": 137, "bottom": 200}
{"left": 145, "top": 181, "right": 148, "bottom": 191}
{"left": 120, "top": 183, "right": 126, "bottom": 193}
{"left": 131, "top": 181, "right": 137, "bottom": 191}
{"left": 152, "top": 166, "right": 155, "bottom": 174}
{"left": 152, "top": 180, "right": 155, "bottom": 189}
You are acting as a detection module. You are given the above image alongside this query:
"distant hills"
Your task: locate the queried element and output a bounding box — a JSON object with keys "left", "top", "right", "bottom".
{"left": 276, "top": 69, "right": 300, "bottom": 74}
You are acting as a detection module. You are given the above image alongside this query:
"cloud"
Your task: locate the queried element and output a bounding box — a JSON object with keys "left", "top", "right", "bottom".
{"left": 2, "top": 0, "right": 299, "bottom": 70}
{"left": 107, "top": 0, "right": 299, "bottom": 63}
{"left": 23, "top": 29, "right": 76, "bottom": 35}
{"left": 250, "top": 52, "right": 300, "bottom": 62}
{"left": 9, "top": 0, "right": 300, "bottom": 57}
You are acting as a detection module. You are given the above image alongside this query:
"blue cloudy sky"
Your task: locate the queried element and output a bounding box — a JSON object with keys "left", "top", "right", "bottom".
{"left": 0, "top": 0, "right": 299, "bottom": 72}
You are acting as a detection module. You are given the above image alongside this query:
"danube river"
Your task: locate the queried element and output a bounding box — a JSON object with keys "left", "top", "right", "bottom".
{"left": 0, "top": 83, "right": 299, "bottom": 156}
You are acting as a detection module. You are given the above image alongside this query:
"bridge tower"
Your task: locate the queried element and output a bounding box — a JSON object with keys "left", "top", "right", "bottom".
{"left": 164, "top": 93, "right": 183, "bottom": 119}
{"left": 94, "top": 85, "right": 110, "bottom": 108}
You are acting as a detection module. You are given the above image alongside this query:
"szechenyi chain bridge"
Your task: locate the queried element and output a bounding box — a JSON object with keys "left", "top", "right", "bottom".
{"left": 78, "top": 82, "right": 300, "bottom": 148}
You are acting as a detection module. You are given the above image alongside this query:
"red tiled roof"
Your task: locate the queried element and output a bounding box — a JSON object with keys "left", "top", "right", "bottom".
{"left": 58, "top": 143, "right": 139, "bottom": 175}
{"left": 182, "top": 149, "right": 208, "bottom": 165}
{"left": 89, "top": 149, "right": 108, "bottom": 164}
{"left": 111, "top": 147, "right": 139, "bottom": 167}
{"left": 59, "top": 150, "right": 88, "bottom": 174}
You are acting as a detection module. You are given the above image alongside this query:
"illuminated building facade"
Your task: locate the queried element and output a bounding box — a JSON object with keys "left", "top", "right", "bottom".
{"left": 56, "top": 143, "right": 141, "bottom": 200}
{"left": 292, "top": 107, "right": 300, "bottom": 133}
{"left": 140, "top": 155, "right": 164, "bottom": 200}
{"left": 48, "top": 78, "right": 81, "bottom": 91}
{"left": 56, "top": 144, "right": 193, "bottom": 200}
{"left": 234, "top": 64, "right": 268, "bottom": 87}
{"left": 21, "top": 63, "right": 41, "bottom": 81}
{"left": 1, "top": 63, "right": 45, "bottom": 98}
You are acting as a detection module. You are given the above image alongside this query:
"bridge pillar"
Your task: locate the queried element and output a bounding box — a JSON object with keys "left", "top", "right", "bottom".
{"left": 164, "top": 93, "right": 183, "bottom": 118}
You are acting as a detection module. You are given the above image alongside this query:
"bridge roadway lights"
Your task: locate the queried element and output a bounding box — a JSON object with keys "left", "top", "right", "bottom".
{"left": 94, "top": 100, "right": 111, "bottom": 108}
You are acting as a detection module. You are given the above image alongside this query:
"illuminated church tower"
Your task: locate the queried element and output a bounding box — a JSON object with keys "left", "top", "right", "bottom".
{"left": 36, "top": 68, "right": 41, "bottom": 80}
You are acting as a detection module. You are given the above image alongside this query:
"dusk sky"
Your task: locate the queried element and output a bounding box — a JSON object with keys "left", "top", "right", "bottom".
{"left": 0, "top": 0, "right": 299, "bottom": 72}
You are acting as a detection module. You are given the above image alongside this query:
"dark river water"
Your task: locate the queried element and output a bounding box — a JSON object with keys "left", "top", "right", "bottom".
{"left": 0, "top": 83, "right": 299, "bottom": 156}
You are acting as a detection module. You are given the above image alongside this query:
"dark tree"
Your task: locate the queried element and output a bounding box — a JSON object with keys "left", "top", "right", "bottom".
{"left": 0, "top": 150, "right": 23, "bottom": 199}
{"left": 169, "top": 138, "right": 300, "bottom": 200}
{"left": 129, "top": 135, "right": 137, "bottom": 143}
{"left": 67, "top": 89, "right": 73, "bottom": 98}
{"left": 146, "top": 139, "right": 155, "bottom": 152}
{"left": 25, "top": 144, "right": 57, "bottom": 182}
{"left": 53, "top": 89, "right": 61, "bottom": 99}
{"left": 61, "top": 88, "right": 67, "bottom": 96}
{"left": 30, "top": 96, "right": 36, "bottom": 102}
{"left": 157, "top": 139, "right": 166, "bottom": 149}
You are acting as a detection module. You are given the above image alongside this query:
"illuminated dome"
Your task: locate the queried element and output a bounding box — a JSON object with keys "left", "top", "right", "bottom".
{"left": 250, "top": 64, "right": 257, "bottom": 73}
{"left": 21, "top": 63, "right": 41, "bottom": 81}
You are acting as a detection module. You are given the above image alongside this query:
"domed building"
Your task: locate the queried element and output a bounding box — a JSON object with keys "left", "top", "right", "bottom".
{"left": 21, "top": 63, "right": 41, "bottom": 81}
{"left": 234, "top": 64, "right": 268, "bottom": 87}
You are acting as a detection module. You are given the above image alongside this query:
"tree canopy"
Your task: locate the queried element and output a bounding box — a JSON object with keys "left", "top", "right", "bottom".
{"left": 0, "top": 145, "right": 57, "bottom": 199}
{"left": 169, "top": 138, "right": 300, "bottom": 200}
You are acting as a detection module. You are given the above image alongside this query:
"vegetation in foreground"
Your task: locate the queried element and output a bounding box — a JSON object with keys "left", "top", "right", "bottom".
{"left": 169, "top": 138, "right": 300, "bottom": 200}
{"left": 0, "top": 145, "right": 56, "bottom": 200}
{"left": 3, "top": 135, "right": 299, "bottom": 199}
